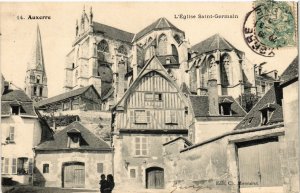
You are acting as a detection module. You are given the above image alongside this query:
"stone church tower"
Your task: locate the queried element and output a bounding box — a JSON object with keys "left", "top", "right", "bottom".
{"left": 24, "top": 24, "right": 48, "bottom": 102}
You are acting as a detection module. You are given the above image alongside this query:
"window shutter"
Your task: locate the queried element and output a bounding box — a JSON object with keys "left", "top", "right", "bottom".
{"left": 135, "top": 137, "right": 140, "bottom": 156}
{"left": 11, "top": 158, "right": 17, "bottom": 174}
{"left": 28, "top": 158, "right": 33, "bottom": 174}
{"left": 9, "top": 126, "right": 14, "bottom": 141}
{"left": 146, "top": 111, "right": 151, "bottom": 123}
{"left": 4, "top": 158, "right": 9, "bottom": 174}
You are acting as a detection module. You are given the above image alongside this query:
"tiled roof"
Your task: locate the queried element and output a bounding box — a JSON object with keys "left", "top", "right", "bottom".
{"left": 35, "top": 85, "right": 98, "bottom": 107}
{"left": 156, "top": 55, "right": 179, "bottom": 66}
{"left": 234, "top": 84, "right": 283, "bottom": 130}
{"left": 134, "top": 17, "right": 184, "bottom": 42}
{"left": 35, "top": 121, "right": 111, "bottom": 151}
{"left": 1, "top": 89, "right": 37, "bottom": 117}
{"left": 2, "top": 89, "right": 32, "bottom": 102}
{"left": 101, "top": 82, "right": 113, "bottom": 99}
{"left": 191, "top": 34, "right": 243, "bottom": 57}
{"left": 93, "top": 21, "right": 134, "bottom": 43}
{"left": 280, "top": 56, "right": 298, "bottom": 86}
{"left": 189, "top": 95, "right": 246, "bottom": 117}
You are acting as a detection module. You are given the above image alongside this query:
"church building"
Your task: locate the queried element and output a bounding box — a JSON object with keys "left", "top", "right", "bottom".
{"left": 24, "top": 25, "right": 48, "bottom": 102}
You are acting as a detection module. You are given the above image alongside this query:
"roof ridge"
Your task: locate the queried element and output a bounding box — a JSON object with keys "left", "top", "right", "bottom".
{"left": 93, "top": 21, "right": 134, "bottom": 35}
{"left": 156, "top": 17, "right": 163, "bottom": 28}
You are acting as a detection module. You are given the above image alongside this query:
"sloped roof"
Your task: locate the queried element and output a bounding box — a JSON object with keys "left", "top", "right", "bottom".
{"left": 1, "top": 89, "right": 37, "bottom": 117}
{"left": 163, "top": 136, "right": 193, "bottom": 146}
{"left": 191, "top": 34, "right": 244, "bottom": 57}
{"left": 280, "top": 56, "right": 298, "bottom": 86}
{"left": 156, "top": 55, "right": 179, "bottom": 66}
{"left": 35, "top": 85, "right": 99, "bottom": 107}
{"left": 93, "top": 21, "right": 134, "bottom": 43}
{"left": 35, "top": 121, "right": 111, "bottom": 151}
{"left": 234, "top": 85, "right": 283, "bottom": 130}
{"left": 189, "top": 95, "right": 246, "bottom": 117}
{"left": 134, "top": 17, "right": 184, "bottom": 42}
{"left": 27, "top": 24, "right": 46, "bottom": 74}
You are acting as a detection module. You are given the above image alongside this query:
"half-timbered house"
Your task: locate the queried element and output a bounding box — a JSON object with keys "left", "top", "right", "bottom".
{"left": 111, "top": 55, "right": 191, "bottom": 190}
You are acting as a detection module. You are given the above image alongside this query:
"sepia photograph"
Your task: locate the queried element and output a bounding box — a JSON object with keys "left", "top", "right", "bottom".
{"left": 0, "top": 1, "right": 298, "bottom": 193}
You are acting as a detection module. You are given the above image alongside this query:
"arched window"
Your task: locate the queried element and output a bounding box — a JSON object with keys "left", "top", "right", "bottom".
{"left": 117, "top": 45, "right": 127, "bottom": 55}
{"left": 208, "top": 55, "right": 216, "bottom": 80}
{"left": 174, "top": 34, "right": 181, "bottom": 44}
{"left": 221, "top": 53, "right": 231, "bottom": 86}
{"left": 97, "top": 40, "right": 109, "bottom": 53}
{"left": 171, "top": 44, "right": 178, "bottom": 62}
{"left": 158, "top": 34, "right": 168, "bottom": 56}
{"left": 36, "top": 75, "right": 41, "bottom": 84}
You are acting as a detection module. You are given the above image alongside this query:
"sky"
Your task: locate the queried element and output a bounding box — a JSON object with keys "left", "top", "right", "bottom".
{"left": 1, "top": 2, "right": 298, "bottom": 97}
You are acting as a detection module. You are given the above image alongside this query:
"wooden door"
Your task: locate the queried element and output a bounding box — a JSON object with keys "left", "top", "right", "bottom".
{"left": 237, "top": 137, "right": 282, "bottom": 189}
{"left": 63, "top": 163, "right": 85, "bottom": 188}
{"left": 146, "top": 167, "right": 164, "bottom": 189}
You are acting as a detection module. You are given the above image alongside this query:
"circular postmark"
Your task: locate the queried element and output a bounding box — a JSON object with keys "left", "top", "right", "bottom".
{"left": 243, "top": 0, "right": 296, "bottom": 57}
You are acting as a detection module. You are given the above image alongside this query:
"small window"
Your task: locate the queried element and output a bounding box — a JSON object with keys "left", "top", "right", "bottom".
{"left": 129, "top": 168, "right": 136, "bottom": 178}
{"left": 69, "top": 135, "right": 80, "bottom": 148}
{"left": 39, "top": 87, "right": 43, "bottom": 97}
{"left": 261, "top": 110, "right": 269, "bottom": 125}
{"left": 144, "top": 93, "right": 162, "bottom": 101}
{"left": 43, "top": 164, "right": 49, "bottom": 173}
{"left": 72, "top": 63, "right": 75, "bottom": 69}
{"left": 36, "top": 75, "right": 40, "bottom": 84}
{"left": 97, "top": 163, "right": 104, "bottom": 173}
{"left": 11, "top": 106, "right": 19, "bottom": 115}
{"left": 33, "top": 86, "right": 37, "bottom": 96}
{"left": 166, "top": 58, "right": 171, "bottom": 64}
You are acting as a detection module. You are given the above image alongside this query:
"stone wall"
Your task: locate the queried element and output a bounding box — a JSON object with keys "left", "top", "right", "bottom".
{"left": 34, "top": 151, "right": 112, "bottom": 188}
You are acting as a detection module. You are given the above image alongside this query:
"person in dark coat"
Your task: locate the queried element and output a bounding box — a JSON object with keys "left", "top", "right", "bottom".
{"left": 99, "top": 174, "right": 108, "bottom": 193}
{"left": 103, "top": 174, "right": 115, "bottom": 193}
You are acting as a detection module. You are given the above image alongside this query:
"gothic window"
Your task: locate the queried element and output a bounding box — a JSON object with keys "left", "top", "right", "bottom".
{"left": 36, "top": 75, "right": 41, "bottom": 84}
{"left": 39, "top": 87, "right": 43, "bottom": 97}
{"left": 174, "top": 34, "right": 181, "bottom": 44}
{"left": 97, "top": 40, "right": 109, "bottom": 53}
{"left": 158, "top": 34, "right": 168, "bottom": 55}
{"left": 221, "top": 53, "right": 231, "bottom": 86}
{"left": 208, "top": 55, "right": 216, "bottom": 80}
{"left": 171, "top": 44, "right": 179, "bottom": 62}
{"left": 117, "top": 45, "right": 127, "bottom": 55}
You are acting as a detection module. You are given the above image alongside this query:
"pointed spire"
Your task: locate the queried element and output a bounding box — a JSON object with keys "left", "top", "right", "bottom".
{"left": 89, "top": 6, "right": 93, "bottom": 25}
{"left": 27, "top": 24, "right": 46, "bottom": 75}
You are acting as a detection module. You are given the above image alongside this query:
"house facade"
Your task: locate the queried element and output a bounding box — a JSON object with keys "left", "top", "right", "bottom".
{"left": 1, "top": 86, "right": 52, "bottom": 185}
{"left": 111, "top": 56, "right": 191, "bottom": 190}
{"left": 34, "top": 121, "right": 112, "bottom": 189}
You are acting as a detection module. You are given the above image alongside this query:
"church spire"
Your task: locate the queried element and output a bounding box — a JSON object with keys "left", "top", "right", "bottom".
{"left": 24, "top": 24, "right": 48, "bottom": 102}
{"left": 27, "top": 24, "right": 46, "bottom": 74}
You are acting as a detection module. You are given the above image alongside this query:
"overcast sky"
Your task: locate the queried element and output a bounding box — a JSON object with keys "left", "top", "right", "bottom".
{"left": 1, "top": 2, "right": 297, "bottom": 97}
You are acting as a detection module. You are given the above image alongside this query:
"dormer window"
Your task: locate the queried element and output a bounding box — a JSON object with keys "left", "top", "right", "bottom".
{"left": 11, "top": 106, "right": 20, "bottom": 115}
{"left": 259, "top": 103, "right": 276, "bottom": 125}
{"left": 219, "top": 98, "right": 233, "bottom": 116}
{"left": 67, "top": 129, "right": 81, "bottom": 148}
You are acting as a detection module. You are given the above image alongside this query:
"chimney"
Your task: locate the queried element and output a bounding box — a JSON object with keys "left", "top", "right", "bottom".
{"left": 208, "top": 79, "right": 219, "bottom": 115}
{"left": 258, "top": 66, "right": 262, "bottom": 75}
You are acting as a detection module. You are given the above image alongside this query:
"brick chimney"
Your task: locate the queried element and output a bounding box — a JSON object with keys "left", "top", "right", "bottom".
{"left": 208, "top": 79, "right": 219, "bottom": 115}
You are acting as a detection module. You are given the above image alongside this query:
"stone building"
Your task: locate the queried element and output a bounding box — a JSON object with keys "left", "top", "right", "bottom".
{"left": 111, "top": 56, "right": 191, "bottom": 190}
{"left": 188, "top": 34, "right": 256, "bottom": 99}
{"left": 34, "top": 121, "right": 112, "bottom": 188}
{"left": 163, "top": 56, "right": 299, "bottom": 193}
{"left": 64, "top": 7, "right": 134, "bottom": 109}
{"left": 24, "top": 25, "right": 48, "bottom": 102}
{"left": 1, "top": 85, "right": 52, "bottom": 185}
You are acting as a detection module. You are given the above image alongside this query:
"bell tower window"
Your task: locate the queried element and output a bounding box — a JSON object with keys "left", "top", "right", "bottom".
{"left": 36, "top": 75, "right": 41, "bottom": 84}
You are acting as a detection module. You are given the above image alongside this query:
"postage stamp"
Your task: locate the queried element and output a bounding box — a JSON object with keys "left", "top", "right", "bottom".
{"left": 243, "top": 0, "right": 297, "bottom": 57}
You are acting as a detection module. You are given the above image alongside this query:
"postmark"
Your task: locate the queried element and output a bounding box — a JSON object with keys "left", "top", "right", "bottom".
{"left": 243, "top": 0, "right": 296, "bottom": 57}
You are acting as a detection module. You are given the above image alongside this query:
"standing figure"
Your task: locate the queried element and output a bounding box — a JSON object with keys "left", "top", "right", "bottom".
{"left": 104, "top": 174, "right": 115, "bottom": 193}
{"left": 99, "top": 174, "right": 108, "bottom": 193}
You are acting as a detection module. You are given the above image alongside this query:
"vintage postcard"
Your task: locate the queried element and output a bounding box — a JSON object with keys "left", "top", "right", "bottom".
{"left": 0, "top": 1, "right": 298, "bottom": 193}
